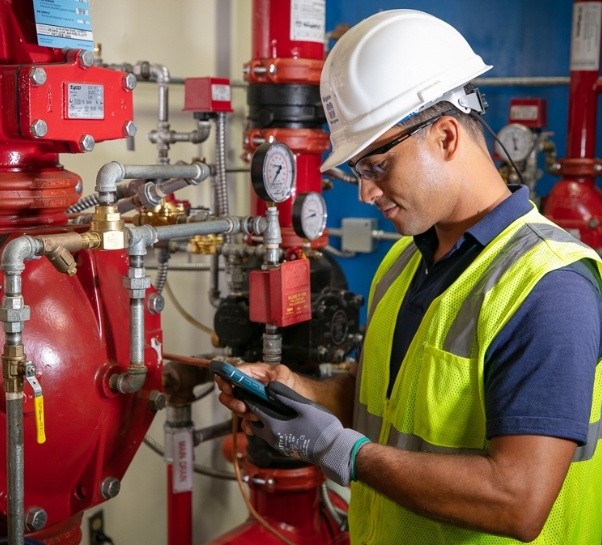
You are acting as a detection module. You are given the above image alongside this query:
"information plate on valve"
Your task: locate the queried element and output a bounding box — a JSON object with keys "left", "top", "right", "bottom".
{"left": 249, "top": 259, "right": 311, "bottom": 327}
{"left": 67, "top": 83, "right": 104, "bottom": 119}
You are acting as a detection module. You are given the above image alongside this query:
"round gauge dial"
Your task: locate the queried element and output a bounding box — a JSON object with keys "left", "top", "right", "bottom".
{"left": 494, "top": 123, "right": 537, "bottom": 163}
{"left": 250, "top": 141, "right": 296, "bottom": 203}
{"left": 292, "top": 192, "right": 327, "bottom": 241}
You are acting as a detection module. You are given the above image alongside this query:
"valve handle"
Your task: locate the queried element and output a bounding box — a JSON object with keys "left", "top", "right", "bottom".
{"left": 25, "top": 362, "right": 46, "bottom": 444}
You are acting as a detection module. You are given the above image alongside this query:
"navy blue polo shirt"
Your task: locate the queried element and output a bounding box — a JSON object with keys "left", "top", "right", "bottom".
{"left": 388, "top": 185, "right": 602, "bottom": 444}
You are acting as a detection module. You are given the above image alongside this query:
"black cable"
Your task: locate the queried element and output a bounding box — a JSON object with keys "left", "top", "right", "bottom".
{"left": 92, "top": 531, "right": 115, "bottom": 545}
{"left": 469, "top": 110, "right": 527, "bottom": 186}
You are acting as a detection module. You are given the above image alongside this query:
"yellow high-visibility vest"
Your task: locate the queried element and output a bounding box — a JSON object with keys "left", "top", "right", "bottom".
{"left": 349, "top": 207, "right": 602, "bottom": 544}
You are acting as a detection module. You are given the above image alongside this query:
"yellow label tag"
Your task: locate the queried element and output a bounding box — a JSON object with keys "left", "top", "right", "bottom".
{"left": 34, "top": 396, "right": 46, "bottom": 444}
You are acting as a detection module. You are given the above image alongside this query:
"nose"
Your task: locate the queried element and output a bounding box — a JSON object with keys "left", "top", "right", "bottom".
{"left": 358, "top": 176, "right": 382, "bottom": 205}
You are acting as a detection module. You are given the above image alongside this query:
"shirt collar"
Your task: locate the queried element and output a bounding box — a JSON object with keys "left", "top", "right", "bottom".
{"left": 414, "top": 185, "right": 534, "bottom": 258}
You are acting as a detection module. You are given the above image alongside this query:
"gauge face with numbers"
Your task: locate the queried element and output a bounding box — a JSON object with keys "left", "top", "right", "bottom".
{"left": 251, "top": 142, "right": 296, "bottom": 203}
{"left": 494, "top": 123, "right": 537, "bottom": 163}
{"left": 292, "top": 192, "right": 327, "bottom": 241}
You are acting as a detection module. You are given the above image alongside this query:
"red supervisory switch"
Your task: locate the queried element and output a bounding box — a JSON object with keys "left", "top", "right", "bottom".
{"left": 183, "top": 77, "right": 233, "bottom": 112}
{"left": 249, "top": 259, "right": 311, "bottom": 327}
{"left": 508, "top": 98, "right": 547, "bottom": 129}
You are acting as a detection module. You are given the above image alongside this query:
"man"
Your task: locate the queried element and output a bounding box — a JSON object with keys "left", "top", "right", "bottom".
{"left": 216, "top": 10, "right": 602, "bottom": 544}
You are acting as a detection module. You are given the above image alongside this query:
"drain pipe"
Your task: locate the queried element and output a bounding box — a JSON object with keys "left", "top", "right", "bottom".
{"left": 110, "top": 238, "right": 151, "bottom": 394}
{"left": 1, "top": 232, "right": 102, "bottom": 544}
{"left": 1, "top": 236, "right": 36, "bottom": 545}
{"left": 111, "top": 216, "right": 267, "bottom": 394}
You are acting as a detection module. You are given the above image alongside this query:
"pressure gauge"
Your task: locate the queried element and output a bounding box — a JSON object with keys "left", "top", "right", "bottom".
{"left": 494, "top": 123, "right": 537, "bottom": 163}
{"left": 250, "top": 141, "right": 296, "bottom": 203}
{"left": 292, "top": 192, "right": 327, "bottom": 241}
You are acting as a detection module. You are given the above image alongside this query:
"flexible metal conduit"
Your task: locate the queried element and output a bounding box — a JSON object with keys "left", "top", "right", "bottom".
{"left": 209, "top": 111, "right": 231, "bottom": 308}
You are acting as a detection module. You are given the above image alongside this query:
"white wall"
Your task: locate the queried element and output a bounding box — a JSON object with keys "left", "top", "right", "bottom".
{"left": 65, "top": 1, "right": 252, "bottom": 543}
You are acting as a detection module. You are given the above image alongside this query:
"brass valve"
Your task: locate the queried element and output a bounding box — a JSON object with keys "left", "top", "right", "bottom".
{"left": 134, "top": 201, "right": 186, "bottom": 227}
{"left": 2, "top": 344, "right": 26, "bottom": 394}
{"left": 89, "top": 205, "right": 125, "bottom": 250}
{"left": 188, "top": 234, "right": 224, "bottom": 255}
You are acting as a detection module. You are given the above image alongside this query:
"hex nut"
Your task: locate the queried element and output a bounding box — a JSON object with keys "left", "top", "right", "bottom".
{"left": 2, "top": 322, "right": 25, "bottom": 334}
{"left": 29, "top": 68, "right": 47, "bottom": 86}
{"left": 148, "top": 390, "right": 166, "bottom": 412}
{"left": 100, "top": 477, "right": 121, "bottom": 500}
{"left": 122, "top": 276, "right": 151, "bottom": 290}
{"left": 123, "top": 120, "right": 137, "bottom": 137}
{"left": 77, "top": 50, "right": 95, "bottom": 68}
{"left": 30, "top": 120, "right": 48, "bottom": 138}
{"left": 147, "top": 293, "right": 165, "bottom": 315}
{"left": 25, "top": 507, "right": 47, "bottom": 531}
{"left": 123, "top": 73, "right": 137, "bottom": 91}
{"left": 128, "top": 267, "right": 148, "bottom": 279}
{"left": 79, "top": 135, "right": 95, "bottom": 153}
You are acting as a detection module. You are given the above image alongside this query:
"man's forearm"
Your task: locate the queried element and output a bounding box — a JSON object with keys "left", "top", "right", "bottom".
{"left": 354, "top": 435, "right": 576, "bottom": 542}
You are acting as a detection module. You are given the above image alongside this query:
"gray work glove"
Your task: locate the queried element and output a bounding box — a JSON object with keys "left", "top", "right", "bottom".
{"left": 239, "top": 380, "right": 367, "bottom": 486}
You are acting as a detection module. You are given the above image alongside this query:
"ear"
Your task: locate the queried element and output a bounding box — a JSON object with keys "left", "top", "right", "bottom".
{"left": 430, "top": 115, "right": 460, "bottom": 161}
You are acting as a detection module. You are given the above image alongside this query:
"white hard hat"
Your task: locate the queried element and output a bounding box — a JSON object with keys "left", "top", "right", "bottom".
{"left": 320, "top": 9, "right": 492, "bottom": 172}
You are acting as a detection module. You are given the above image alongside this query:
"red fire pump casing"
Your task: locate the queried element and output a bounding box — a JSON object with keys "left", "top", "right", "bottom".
{"left": 249, "top": 259, "right": 311, "bottom": 327}
{"left": 543, "top": 0, "right": 602, "bottom": 249}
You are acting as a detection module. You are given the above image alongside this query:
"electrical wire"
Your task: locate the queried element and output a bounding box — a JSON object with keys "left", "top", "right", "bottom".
{"left": 231, "top": 415, "right": 297, "bottom": 545}
{"left": 469, "top": 110, "right": 527, "bottom": 186}
{"left": 164, "top": 281, "right": 213, "bottom": 334}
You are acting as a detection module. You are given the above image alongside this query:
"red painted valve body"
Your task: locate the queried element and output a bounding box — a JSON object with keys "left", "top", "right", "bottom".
{"left": 0, "top": 2, "right": 163, "bottom": 542}
{"left": 0, "top": 229, "right": 163, "bottom": 541}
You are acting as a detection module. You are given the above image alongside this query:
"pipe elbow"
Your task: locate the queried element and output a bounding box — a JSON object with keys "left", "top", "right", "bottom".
{"left": 96, "top": 161, "right": 126, "bottom": 194}
{"left": 1, "top": 236, "right": 42, "bottom": 274}
{"left": 150, "top": 64, "right": 170, "bottom": 83}
{"left": 110, "top": 366, "right": 147, "bottom": 394}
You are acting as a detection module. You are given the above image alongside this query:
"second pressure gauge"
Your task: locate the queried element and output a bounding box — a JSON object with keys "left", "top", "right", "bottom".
{"left": 292, "top": 192, "right": 327, "bottom": 241}
{"left": 494, "top": 123, "right": 537, "bottom": 163}
{"left": 251, "top": 141, "right": 296, "bottom": 203}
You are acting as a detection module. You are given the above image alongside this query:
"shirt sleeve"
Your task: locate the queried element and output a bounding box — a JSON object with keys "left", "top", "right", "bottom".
{"left": 484, "top": 260, "right": 601, "bottom": 445}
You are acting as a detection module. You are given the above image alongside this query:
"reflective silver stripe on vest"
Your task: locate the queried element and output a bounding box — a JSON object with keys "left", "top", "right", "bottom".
{"left": 574, "top": 408, "right": 602, "bottom": 462}
{"left": 388, "top": 427, "right": 486, "bottom": 455}
{"left": 367, "top": 241, "right": 417, "bottom": 322}
{"left": 354, "top": 404, "right": 383, "bottom": 443}
{"left": 444, "top": 223, "right": 589, "bottom": 357}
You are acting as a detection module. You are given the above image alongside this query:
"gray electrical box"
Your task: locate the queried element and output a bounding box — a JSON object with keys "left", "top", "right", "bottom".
{"left": 342, "top": 218, "right": 377, "bottom": 253}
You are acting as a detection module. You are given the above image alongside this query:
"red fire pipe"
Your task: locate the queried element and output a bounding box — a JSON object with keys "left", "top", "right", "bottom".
{"left": 168, "top": 465, "right": 193, "bottom": 545}
{"left": 244, "top": 0, "right": 330, "bottom": 249}
{"left": 543, "top": 0, "right": 602, "bottom": 249}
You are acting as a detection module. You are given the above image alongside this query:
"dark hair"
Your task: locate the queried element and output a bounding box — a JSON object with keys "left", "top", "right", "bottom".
{"left": 398, "top": 101, "right": 485, "bottom": 143}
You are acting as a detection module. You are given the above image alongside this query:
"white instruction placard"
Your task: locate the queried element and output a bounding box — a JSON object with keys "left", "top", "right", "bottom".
{"left": 570, "top": 2, "right": 602, "bottom": 71}
{"left": 290, "top": 0, "right": 325, "bottom": 44}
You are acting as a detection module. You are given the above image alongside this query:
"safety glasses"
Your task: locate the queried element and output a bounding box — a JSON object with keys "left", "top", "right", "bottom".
{"left": 348, "top": 109, "right": 456, "bottom": 181}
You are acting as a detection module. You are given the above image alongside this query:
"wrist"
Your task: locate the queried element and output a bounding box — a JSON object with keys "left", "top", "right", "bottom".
{"left": 350, "top": 437, "right": 371, "bottom": 482}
